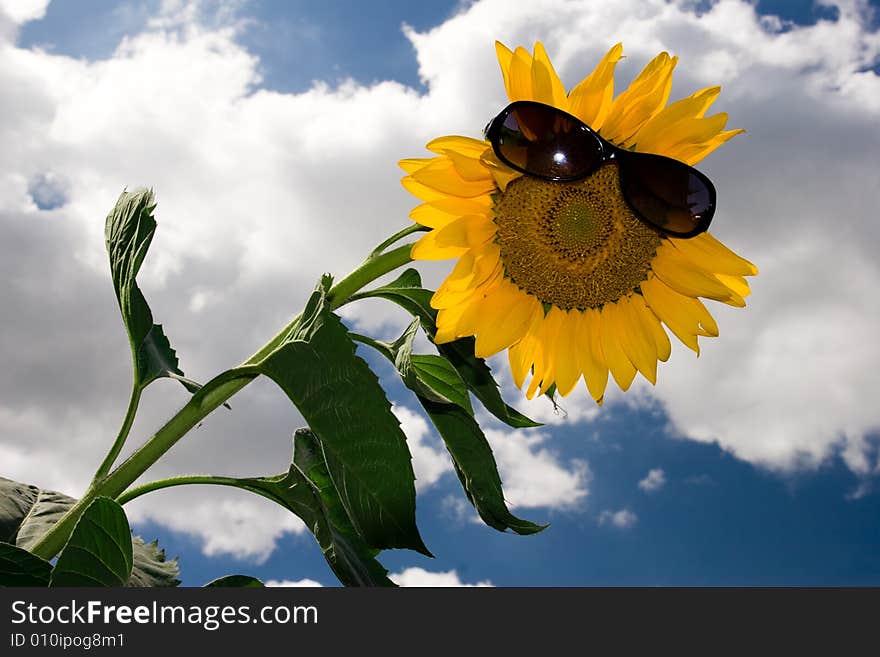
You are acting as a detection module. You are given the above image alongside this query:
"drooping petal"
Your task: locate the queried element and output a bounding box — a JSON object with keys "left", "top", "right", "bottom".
{"left": 630, "top": 293, "right": 671, "bottom": 362}
{"left": 599, "top": 302, "right": 637, "bottom": 390}
{"left": 574, "top": 308, "right": 610, "bottom": 403}
{"left": 553, "top": 310, "right": 583, "bottom": 397}
{"left": 616, "top": 295, "right": 659, "bottom": 385}
{"left": 641, "top": 275, "right": 720, "bottom": 354}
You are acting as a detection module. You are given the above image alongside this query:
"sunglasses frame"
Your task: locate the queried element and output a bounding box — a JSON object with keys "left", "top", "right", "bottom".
{"left": 483, "top": 100, "right": 716, "bottom": 238}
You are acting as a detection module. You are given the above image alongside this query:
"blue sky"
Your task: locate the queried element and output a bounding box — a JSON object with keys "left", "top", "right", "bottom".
{"left": 2, "top": 0, "right": 880, "bottom": 586}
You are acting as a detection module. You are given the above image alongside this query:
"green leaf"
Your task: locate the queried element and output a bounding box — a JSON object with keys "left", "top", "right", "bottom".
{"left": 0, "top": 477, "right": 179, "bottom": 587}
{"left": 291, "top": 428, "right": 396, "bottom": 586}
{"left": 228, "top": 431, "right": 394, "bottom": 587}
{"left": 0, "top": 478, "right": 73, "bottom": 548}
{"left": 355, "top": 270, "right": 539, "bottom": 428}
{"left": 418, "top": 400, "right": 545, "bottom": 535}
{"left": 390, "top": 319, "right": 473, "bottom": 412}
{"left": 255, "top": 280, "right": 429, "bottom": 555}
{"left": 205, "top": 575, "right": 264, "bottom": 587}
{"left": 0, "top": 542, "right": 52, "bottom": 587}
{"left": 366, "top": 334, "right": 544, "bottom": 536}
{"left": 130, "top": 537, "right": 180, "bottom": 587}
{"left": 50, "top": 497, "right": 133, "bottom": 587}
{"left": 105, "top": 188, "right": 200, "bottom": 393}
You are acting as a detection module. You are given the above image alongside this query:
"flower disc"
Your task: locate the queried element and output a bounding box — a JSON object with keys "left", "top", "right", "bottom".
{"left": 493, "top": 163, "right": 661, "bottom": 310}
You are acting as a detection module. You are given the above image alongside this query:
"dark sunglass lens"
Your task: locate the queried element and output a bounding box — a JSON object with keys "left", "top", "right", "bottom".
{"left": 494, "top": 104, "right": 603, "bottom": 180}
{"left": 619, "top": 154, "right": 715, "bottom": 236}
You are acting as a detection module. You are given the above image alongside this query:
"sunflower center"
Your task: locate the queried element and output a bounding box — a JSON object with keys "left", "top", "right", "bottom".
{"left": 492, "top": 163, "right": 662, "bottom": 310}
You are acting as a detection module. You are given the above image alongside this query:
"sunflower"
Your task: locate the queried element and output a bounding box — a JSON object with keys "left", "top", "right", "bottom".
{"left": 399, "top": 42, "right": 757, "bottom": 404}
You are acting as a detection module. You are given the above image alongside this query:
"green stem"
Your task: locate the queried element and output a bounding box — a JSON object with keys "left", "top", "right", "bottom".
{"left": 325, "top": 243, "right": 414, "bottom": 312}
{"left": 348, "top": 332, "right": 394, "bottom": 360}
{"left": 369, "top": 224, "right": 427, "bottom": 258}
{"left": 116, "top": 475, "right": 251, "bottom": 505}
{"left": 29, "top": 235, "right": 415, "bottom": 560}
{"left": 92, "top": 386, "right": 142, "bottom": 482}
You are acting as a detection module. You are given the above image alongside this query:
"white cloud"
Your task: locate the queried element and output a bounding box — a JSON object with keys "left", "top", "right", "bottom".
{"left": 265, "top": 578, "right": 324, "bottom": 587}
{"left": 126, "top": 488, "right": 306, "bottom": 564}
{"left": 0, "top": 0, "right": 49, "bottom": 25}
{"left": 2, "top": 0, "right": 880, "bottom": 566}
{"left": 485, "top": 429, "right": 589, "bottom": 509}
{"left": 265, "top": 569, "right": 494, "bottom": 587}
{"left": 441, "top": 494, "right": 481, "bottom": 524}
{"left": 390, "top": 567, "right": 493, "bottom": 587}
{"left": 598, "top": 509, "right": 638, "bottom": 529}
{"left": 638, "top": 469, "right": 667, "bottom": 492}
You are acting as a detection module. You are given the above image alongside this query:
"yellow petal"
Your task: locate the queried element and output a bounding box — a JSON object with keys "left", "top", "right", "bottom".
{"left": 641, "top": 275, "right": 720, "bottom": 354}
{"left": 599, "top": 302, "right": 637, "bottom": 391}
{"left": 409, "top": 158, "right": 497, "bottom": 197}
{"left": 601, "top": 52, "right": 678, "bottom": 147}
{"left": 401, "top": 176, "right": 448, "bottom": 202}
{"left": 410, "top": 196, "right": 491, "bottom": 229}
{"left": 631, "top": 86, "right": 721, "bottom": 153}
{"left": 495, "top": 41, "right": 515, "bottom": 100}
{"left": 411, "top": 215, "right": 495, "bottom": 261}
{"left": 448, "top": 268, "right": 505, "bottom": 337}
{"left": 672, "top": 128, "right": 745, "bottom": 166}
{"left": 527, "top": 308, "right": 564, "bottom": 398}
{"left": 434, "top": 242, "right": 500, "bottom": 297}
{"left": 474, "top": 284, "right": 538, "bottom": 358}
{"left": 715, "top": 273, "right": 752, "bottom": 299}
{"left": 567, "top": 42, "right": 624, "bottom": 130}
{"left": 508, "top": 46, "right": 534, "bottom": 101}
{"left": 546, "top": 310, "right": 576, "bottom": 397}
{"left": 398, "top": 157, "right": 436, "bottom": 174}
{"left": 426, "top": 135, "right": 490, "bottom": 158}
{"left": 631, "top": 293, "right": 671, "bottom": 362}
{"left": 574, "top": 308, "right": 609, "bottom": 403}
{"left": 531, "top": 42, "right": 568, "bottom": 108}
{"left": 668, "top": 232, "right": 759, "bottom": 277}
{"left": 616, "top": 295, "right": 659, "bottom": 385}
{"left": 508, "top": 311, "right": 542, "bottom": 390}
{"left": 652, "top": 243, "right": 745, "bottom": 306}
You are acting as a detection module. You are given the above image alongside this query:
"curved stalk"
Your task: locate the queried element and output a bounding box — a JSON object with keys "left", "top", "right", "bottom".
{"left": 369, "top": 224, "right": 427, "bottom": 258}
{"left": 92, "top": 386, "right": 142, "bottom": 482}
{"left": 116, "top": 475, "right": 253, "bottom": 506}
{"left": 29, "top": 236, "right": 416, "bottom": 560}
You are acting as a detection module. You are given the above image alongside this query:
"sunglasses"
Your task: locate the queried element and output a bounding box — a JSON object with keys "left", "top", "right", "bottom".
{"left": 483, "top": 101, "right": 716, "bottom": 238}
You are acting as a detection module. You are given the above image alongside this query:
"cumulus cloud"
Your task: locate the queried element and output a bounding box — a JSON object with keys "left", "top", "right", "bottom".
{"left": 598, "top": 509, "right": 638, "bottom": 529}
{"left": 125, "top": 488, "right": 307, "bottom": 563}
{"left": 265, "top": 578, "right": 324, "bottom": 587}
{"left": 390, "top": 567, "right": 493, "bottom": 587}
{"left": 2, "top": 0, "right": 880, "bottom": 566}
{"left": 485, "top": 429, "right": 590, "bottom": 509}
{"left": 638, "top": 469, "right": 667, "bottom": 492}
